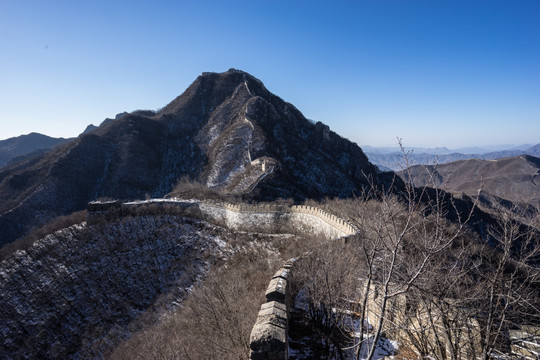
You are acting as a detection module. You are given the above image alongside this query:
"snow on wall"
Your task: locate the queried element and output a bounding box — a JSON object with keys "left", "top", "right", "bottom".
{"left": 199, "top": 203, "right": 347, "bottom": 239}
{"left": 88, "top": 199, "right": 358, "bottom": 240}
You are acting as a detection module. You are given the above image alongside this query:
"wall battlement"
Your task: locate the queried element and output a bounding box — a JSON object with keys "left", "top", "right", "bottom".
{"left": 87, "top": 198, "right": 358, "bottom": 239}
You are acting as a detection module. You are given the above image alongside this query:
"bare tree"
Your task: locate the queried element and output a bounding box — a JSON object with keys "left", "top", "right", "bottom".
{"left": 472, "top": 211, "right": 540, "bottom": 359}
{"left": 288, "top": 141, "right": 479, "bottom": 359}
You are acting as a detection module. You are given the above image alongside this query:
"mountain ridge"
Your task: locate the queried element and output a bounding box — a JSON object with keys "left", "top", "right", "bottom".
{"left": 366, "top": 143, "right": 540, "bottom": 171}
{"left": 0, "top": 69, "right": 382, "bottom": 246}
{"left": 0, "top": 132, "right": 72, "bottom": 169}
{"left": 398, "top": 154, "right": 540, "bottom": 217}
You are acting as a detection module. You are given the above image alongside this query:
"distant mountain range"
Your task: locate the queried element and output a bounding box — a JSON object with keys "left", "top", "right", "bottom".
{"left": 362, "top": 144, "right": 535, "bottom": 155}
{"left": 399, "top": 154, "right": 540, "bottom": 217}
{"left": 365, "top": 144, "right": 540, "bottom": 171}
{"left": 0, "top": 113, "right": 131, "bottom": 170}
{"left": 0, "top": 133, "right": 72, "bottom": 168}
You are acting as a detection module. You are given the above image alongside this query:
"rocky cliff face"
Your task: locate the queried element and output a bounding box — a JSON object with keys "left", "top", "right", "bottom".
{"left": 0, "top": 69, "right": 382, "bottom": 246}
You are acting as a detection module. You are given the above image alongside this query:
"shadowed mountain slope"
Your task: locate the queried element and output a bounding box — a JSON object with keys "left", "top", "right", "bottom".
{"left": 0, "top": 214, "right": 277, "bottom": 359}
{"left": 0, "top": 69, "right": 382, "bottom": 246}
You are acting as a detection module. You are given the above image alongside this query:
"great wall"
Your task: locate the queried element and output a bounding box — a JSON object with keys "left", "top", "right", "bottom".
{"left": 87, "top": 198, "right": 358, "bottom": 238}
{"left": 250, "top": 259, "right": 296, "bottom": 360}
{"left": 87, "top": 198, "right": 356, "bottom": 360}
{"left": 86, "top": 199, "right": 540, "bottom": 360}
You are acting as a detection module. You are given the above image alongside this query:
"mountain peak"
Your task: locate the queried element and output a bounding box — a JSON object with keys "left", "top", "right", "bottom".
{"left": 159, "top": 69, "right": 269, "bottom": 117}
{"left": 0, "top": 69, "right": 382, "bottom": 245}
{"left": 202, "top": 68, "right": 264, "bottom": 85}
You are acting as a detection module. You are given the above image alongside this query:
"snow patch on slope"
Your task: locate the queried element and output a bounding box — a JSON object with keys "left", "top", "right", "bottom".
{"left": 0, "top": 216, "right": 240, "bottom": 359}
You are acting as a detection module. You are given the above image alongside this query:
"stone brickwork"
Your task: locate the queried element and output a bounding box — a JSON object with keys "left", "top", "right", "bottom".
{"left": 199, "top": 201, "right": 357, "bottom": 239}
{"left": 87, "top": 198, "right": 358, "bottom": 238}
{"left": 250, "top": 259, "right": 296, "bottom": 360}
{"left": 360, "top": 281, "right": 539, "bottom": 359}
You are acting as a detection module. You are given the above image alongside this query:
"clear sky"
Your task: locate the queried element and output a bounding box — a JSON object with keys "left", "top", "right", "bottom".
{"left": 1, "top": 0, "right": 539, "bottom": 148}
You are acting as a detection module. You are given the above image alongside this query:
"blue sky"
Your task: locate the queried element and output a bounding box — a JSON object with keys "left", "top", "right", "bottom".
{"left": 1, "top": 1, "right": 539, "bottom": 148}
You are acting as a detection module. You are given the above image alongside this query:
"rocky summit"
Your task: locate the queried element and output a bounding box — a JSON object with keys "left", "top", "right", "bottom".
{"left": 0, "top": 69, "right": 383, "bottom": 246}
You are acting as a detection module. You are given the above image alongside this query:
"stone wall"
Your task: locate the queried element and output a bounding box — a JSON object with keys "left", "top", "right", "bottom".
{"left": 87, "top": 199, "right": 358, "bottom": 239}
{"left": 199, "top": 202, "right": 357, "bottom": 239}
{"left": 361, "top": 282, "right": 481, "bottom": 359}
{"left": 250, "top": 259, "right": 296, "bottom": 360}
{"left": 510, "top": 325, "right": 540, "bottom": 359}
{"left": 354, "top": 281, "right": 540, "bottom": 359}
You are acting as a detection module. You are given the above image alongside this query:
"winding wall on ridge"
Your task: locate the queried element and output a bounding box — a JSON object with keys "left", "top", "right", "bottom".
{"left": 87, "top": 198, "right": 358, "bottom": 360}
{"left": 87, "top": 199, "right": 358, "bottom": 239}
{"left": 199, "top": 201, "right": 356, "bottom": 239}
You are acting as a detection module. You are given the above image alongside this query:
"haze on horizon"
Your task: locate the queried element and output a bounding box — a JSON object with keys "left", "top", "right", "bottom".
{"left": 0, "top": 1, "right": 538, "bottom": 149}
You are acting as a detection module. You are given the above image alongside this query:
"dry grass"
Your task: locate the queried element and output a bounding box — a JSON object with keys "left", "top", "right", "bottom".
{"left": 108, "top": 227, "right": 320, "bottom": 360}
{"left": 168, "top": 175, "right": 238, "bottom": 202}
{"left": 108, "top": 248, "right": 275, "bottom": 360}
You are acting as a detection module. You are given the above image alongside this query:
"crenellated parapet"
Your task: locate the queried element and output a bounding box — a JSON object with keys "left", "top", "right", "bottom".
{"left": 87, "top": 198, "right": 358, "bottom": 239}
{"left": 199, "top": 201, "right": 358, "bottom": 237}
